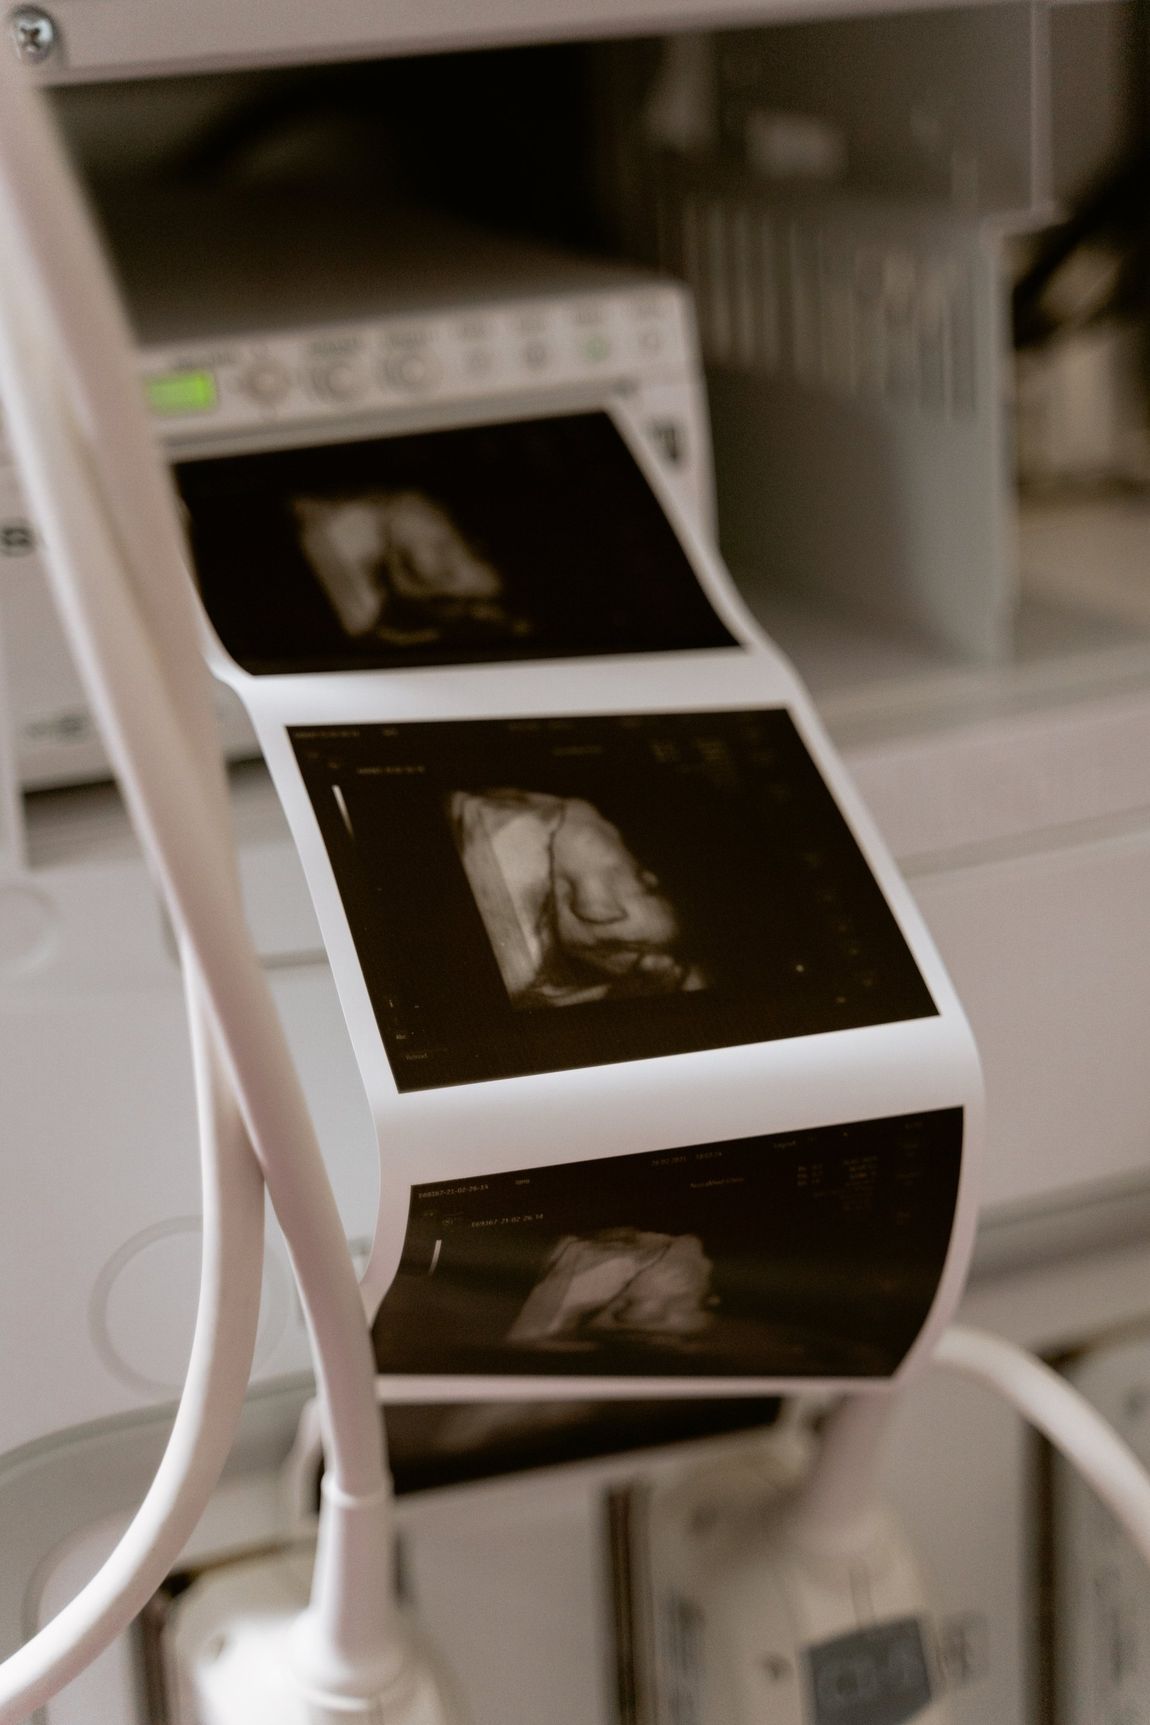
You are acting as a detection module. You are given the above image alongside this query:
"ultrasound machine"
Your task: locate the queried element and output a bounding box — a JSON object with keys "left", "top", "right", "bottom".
{"left": 1, "top": 9, "right": 1149, "bottom": 1725}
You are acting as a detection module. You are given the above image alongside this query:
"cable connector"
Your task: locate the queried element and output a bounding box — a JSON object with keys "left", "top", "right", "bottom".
{"left": 168, "top": 1544, "right": 461, "bottom": 1725}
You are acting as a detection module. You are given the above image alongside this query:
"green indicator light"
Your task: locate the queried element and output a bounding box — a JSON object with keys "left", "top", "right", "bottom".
{"left": 144, "top": 370, "right": 218, "bottom": 415}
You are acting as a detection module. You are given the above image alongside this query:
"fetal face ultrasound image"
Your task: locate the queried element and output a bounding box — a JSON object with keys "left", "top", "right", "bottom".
{"left": 371, "top": 1110, "right": 963, "bottom": 1381}
{"left": 175, "top": 412, "right": 735, "bottom": 674}
{"left": 451, "top": 788, "right": 708, "bottom": 1009}
{"left": 290, "top": 709, "right": 937, "bottom": 1090}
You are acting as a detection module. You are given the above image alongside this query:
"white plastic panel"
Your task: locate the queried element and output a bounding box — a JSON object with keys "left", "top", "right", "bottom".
{"left": 845, "top": 686, "right": 1150, "bottom": 866}
{"left": 29, "top": 0, "right": 1037, "bottom": 86}
{"left": 911, "top": 828, "right": 1150, "bottom": 1213}
{"left": 710, "top": 5, "right": 1049, "bottom": 213}
{"left": 0, "top": 819, "right": 377, "bottom": 1457}
{"left": 702, "top": 205, "right": 1012, "bottom": 664}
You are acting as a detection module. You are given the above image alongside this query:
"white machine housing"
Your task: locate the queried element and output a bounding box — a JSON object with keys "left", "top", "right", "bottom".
{"left": 0, "top": 14, "right": 1146, "bottom": 1720}
{"left": 615, "top": 1451, "right": 953, "bottom": 1725}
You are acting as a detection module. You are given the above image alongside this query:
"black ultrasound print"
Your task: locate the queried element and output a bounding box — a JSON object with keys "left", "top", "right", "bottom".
{"left": 372, "top": 1110, "right": 963, "bottom": 1381}
{"left": 291, "top": 709, "right": 936, "bottom": 1091}
{"left": 177, "top": 412, "right": 736, "bottom": 674}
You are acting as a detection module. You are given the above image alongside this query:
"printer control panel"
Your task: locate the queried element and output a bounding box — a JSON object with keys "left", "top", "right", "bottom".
{"left": 140, "top": 285, "right": 696, "bottom": 444}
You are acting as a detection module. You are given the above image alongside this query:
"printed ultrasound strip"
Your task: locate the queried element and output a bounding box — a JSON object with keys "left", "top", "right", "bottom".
{"left": 371, "top": 1109, "right": 963, "bottom": 1384}
{"left": 290, "top": 708, "right": 937, "bottom": 1091}
{"left": 176, "top": 411, "right": 737, "bottom": 676}
{"left": 375, "top": 1398, "right": 784, "bottom": 1497}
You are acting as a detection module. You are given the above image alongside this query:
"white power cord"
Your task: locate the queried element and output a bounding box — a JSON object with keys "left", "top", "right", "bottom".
{"left": 0, "top": 54, "right": 447, "bottom": 1725}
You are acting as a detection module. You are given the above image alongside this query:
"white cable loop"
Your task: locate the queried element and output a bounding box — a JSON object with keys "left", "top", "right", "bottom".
{"left": 0, "top": 56, "right": 399, "bottom": 1718}
{"left": 0, "top": 964, "right": 265, "bottom": 1720}
{"left": 0, "top": 320, "right": 264, "bottom": 1724}
{"left": 0, "top": 38, "right": 387, "bottom": 1505}
{"left": 935, "top": 1324, "right": 1150, "bottom": 1570}
{"left": 786, "top": 1328, "right": 1150, "bottom": 1577}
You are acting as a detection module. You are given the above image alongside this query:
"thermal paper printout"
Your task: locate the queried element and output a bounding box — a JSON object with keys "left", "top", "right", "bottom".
{"left": 289, "top": 710, "right": 936, "bottom": 1092}
{"left": 177, "top": 412, "right": 735, "bottom": 675}
{"left": 371, "top": 1112, "right": 962, "bottom": 1383}
{"left": 181, "top": 401, "right": 982, "bottom": 1403}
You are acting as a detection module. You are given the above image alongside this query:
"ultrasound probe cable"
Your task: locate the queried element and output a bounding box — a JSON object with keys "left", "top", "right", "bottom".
{"left": 0, "top": 54, "right": 447, "bottom": 1725}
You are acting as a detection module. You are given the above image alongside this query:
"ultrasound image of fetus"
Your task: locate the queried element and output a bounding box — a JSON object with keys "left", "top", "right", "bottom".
{"left": 292, "top": 490, "right": 532, "bottom": 648}
{"left": 506, "top": 1229, "right": 717, "bottom": 1352}
{"left": 451, "top": 790, "right": 708, "bottom": 1009}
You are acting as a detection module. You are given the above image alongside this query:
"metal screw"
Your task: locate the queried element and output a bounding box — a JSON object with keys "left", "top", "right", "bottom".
{"left": 8, "top": 6, "right": 58, "bottom": 64}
